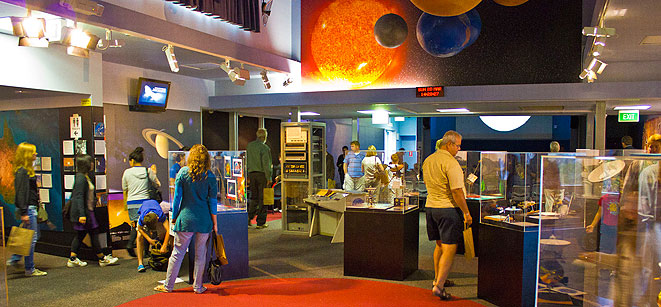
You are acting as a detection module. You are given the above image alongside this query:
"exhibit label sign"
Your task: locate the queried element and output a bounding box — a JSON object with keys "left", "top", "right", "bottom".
{"left": 618, "top": 110, "right": 639, "bottom": 122}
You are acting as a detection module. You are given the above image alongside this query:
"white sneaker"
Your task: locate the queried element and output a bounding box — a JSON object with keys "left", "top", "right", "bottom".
{"left": 99, "top": 255, "right": 118, "bottom": 267}
{"left": 67, "top": 258, "right": 88, "bottom": 267}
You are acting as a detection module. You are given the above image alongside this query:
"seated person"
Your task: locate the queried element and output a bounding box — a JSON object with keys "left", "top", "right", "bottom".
{"left": 136, "top": 200, "right": 171, "bottom": 272}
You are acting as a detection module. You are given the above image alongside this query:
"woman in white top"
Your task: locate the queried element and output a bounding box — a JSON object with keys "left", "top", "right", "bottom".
{"left": 121, "top": 147, "right": 161, "bottom": 258}
{"left": 361, "top": 146, "right": 386, "bottom": 202}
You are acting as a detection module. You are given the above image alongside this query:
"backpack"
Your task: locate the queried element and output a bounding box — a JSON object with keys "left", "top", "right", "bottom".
{"left": 145, "top": 168, "right": 163, "bottom": 203}
{"left": 148, "top": 242, "right": 170, "bottom": 271}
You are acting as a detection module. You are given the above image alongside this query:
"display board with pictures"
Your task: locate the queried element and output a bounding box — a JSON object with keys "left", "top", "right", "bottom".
{"left": 168, "top": 150, "right": 247, "bottom": 212}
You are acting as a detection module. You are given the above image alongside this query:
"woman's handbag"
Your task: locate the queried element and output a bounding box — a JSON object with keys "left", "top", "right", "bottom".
{"left": 145, "top": 168, "right": 163, "bottom": 203}
{"left": 207, "top": 231, "right": 228, "bottom": 285}
{"left": 7, "top": 223, "right": 35, "bottom": 256}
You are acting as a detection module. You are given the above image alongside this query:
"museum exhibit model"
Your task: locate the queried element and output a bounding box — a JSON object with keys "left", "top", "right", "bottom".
{"left": 168, "top": 150, "right": 249, "bottom": 280}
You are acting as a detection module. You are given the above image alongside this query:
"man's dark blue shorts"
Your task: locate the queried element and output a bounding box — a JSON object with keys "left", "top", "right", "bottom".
{"left": 426, "top": 207, "right": 463, "bottom": 244}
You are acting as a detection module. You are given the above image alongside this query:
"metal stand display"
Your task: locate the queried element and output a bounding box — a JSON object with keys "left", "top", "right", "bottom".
{"left": 280, "top": 122, "right": 326, "bottom": 235}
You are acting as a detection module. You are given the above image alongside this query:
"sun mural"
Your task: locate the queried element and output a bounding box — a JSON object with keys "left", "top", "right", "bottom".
{"left": 0, "top": 120, "right": 17, "bottom": 204}
{"left": 310, "top": 0, "right": 402, "bottom": 89}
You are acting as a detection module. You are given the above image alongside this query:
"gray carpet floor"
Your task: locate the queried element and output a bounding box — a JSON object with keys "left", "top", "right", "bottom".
{"left": 5, "top": 212, "right": 496, "bottom": 306}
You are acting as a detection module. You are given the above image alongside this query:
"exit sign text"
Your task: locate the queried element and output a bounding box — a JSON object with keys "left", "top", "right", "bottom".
{"left": 619, "top": 110, "right": 639, "bottom": 122}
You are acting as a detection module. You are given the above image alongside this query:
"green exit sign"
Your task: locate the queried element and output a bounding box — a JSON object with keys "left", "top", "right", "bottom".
{"left": 619, "top": 110, "right": 639, "bottom": 122}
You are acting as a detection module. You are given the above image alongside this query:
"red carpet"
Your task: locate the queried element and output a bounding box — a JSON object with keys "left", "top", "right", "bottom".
{"left": 251, "top": 211, "right": 282, "bottom": 223}
{"left": 119, "top": 278, "right": 484, "bottom": 307}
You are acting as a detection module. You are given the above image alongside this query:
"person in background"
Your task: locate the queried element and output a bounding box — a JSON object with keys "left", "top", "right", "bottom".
{"left": 422, "top": 131, "right": 472, "bottom": 300}
{"left": 343, "top": 141, "right": 365, "bottom": 192}
{"left": 247, "top": 128, "right": 273, "bottom": 229}
{"left": 135, "top": 199, "right": 171, "bottom": 272}
{"left": 122, "top": 147, "right": 161, "bottom": 259}
{"left": 169, "top": 152, "right": 185, "bottom": 200}
{"left": 622, "top": 136, "right": 634, "bottom": 149}
{"left": 337, "top": 146, "right": 349, "bottom": 188}
{"left": 550, "top": 141, "right": 561, "bottom": 153}
{"left": 68, "top": 155, "right": 119, "bottom": 268}
{"left": 397, "top": 148, "right": 409, "bottom": 174}
{"left": 6, "top": 142, "right": 47, "bottom": 277}
{"left": 362, "top": 145, "right": 386, "bottom": 201}
{"left": 154, "top": 144, "right": 217, "bottom": 294}
{"left": 326, "top": 146, "right": 335, "bottom": 188}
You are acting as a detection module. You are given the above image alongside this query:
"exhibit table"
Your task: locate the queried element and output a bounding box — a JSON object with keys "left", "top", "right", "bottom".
{"left": 344, "top": 205, "right": 419, "bottom": 281}
{"left": 478, "top": 222, "right": 539, "bottom": 307}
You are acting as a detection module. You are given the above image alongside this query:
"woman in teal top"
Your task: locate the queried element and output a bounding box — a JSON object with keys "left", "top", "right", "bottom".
{"left": 154, "top": 144, "right": 218, "bottom": 294}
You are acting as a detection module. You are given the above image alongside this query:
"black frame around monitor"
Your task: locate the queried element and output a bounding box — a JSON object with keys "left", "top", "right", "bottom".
{"left": 129, "top": 77, "right": 171, "bottom": 112}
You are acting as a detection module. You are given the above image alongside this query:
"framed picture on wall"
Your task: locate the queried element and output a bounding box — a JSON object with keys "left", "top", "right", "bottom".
{"left": 227, "top": 179, "right": 236, "bottom": 199}
{"left": 63, "top": 157, "right": 75, "bottom": 172}
{"left": 232, "top": 159, "right": 243, "bottom": 177}
{"left": 224, "top": 156, "right": 232, "bottom": 179}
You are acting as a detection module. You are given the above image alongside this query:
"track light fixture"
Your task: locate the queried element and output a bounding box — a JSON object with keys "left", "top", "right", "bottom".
{"left": 591, "top": 37, "right": 606, "bottom": 56}
{"left": 163, "top": 44, "right": 179, "bottom": 72}
{"left": 10, "top": 16, "right": 49, "bottom": 47}
{"left": 260, "top": 70, "right": 271, "bottom": 89}
{"left": 220, "top": 59, "right": 249, "bottom": 86}
{"left": 283, "top": 76, "right": 293, "bottom": 87}
{"left": 579, "top": 58, "right": 607, "bottom": 83}
{"left": 582, "top": 26, "right": 615, "bottom": 37}
{"left": 97, "top": 29, "right": 125, "bottom": 50}
{"left": 61, "top": 26, "right": 100, "bottom": 57}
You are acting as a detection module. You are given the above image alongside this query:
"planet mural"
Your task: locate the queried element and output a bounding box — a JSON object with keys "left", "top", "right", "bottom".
{"left": 142, "top": 128, "right": 184, "bottom": 159}
{"left": 416, "top": 9, "right": 481, "bottom": 58}
{"left": 374, "top": 13, "right": 408, "bottom": 48}
{"left": 310, "top": 0, "right": 398, "bottom": 88}
{"left": 494, "top": 0, "right": 529, "bottom": 7}
{"left": 410, "top": 0, "right": 481, "bottom": 17}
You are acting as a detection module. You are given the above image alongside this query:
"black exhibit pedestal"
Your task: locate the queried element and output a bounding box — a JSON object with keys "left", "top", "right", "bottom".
{"left": 478, "top": 223, "right": 539, "bottom": 307}
{"left": 344, "top": 208, "right": 419, "bottom": 281}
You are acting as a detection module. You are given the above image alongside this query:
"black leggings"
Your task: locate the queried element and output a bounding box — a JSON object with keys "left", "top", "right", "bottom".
{"left": 71, "top": 228, "right": 102, "bottom": 258}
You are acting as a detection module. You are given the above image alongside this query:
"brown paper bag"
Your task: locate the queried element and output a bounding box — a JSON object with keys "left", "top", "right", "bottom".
{"left": 463, "top": 225, "right": 475, "bottom": 260}
{"left": 213, "top": 231, "right": 229, "bottom": 265}
{"left": 7, "top": 224, "right": 35, "bottom": 256}
{"left": 263, "top": 187, "right": 274, "bottom": 205}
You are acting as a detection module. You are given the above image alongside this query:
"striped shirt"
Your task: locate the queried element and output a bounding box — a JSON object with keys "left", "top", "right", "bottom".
{"left": 344, "top": 151, "right": 365, "bottom": 178}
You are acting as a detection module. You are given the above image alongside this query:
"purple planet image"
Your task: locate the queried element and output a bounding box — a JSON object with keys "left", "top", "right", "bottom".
{"left": 416, "top": 9, "right": 481, "bottom": 58}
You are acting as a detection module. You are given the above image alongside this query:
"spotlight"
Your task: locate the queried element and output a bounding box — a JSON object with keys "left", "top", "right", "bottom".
{"left": 262, "top": 0, "right": 273, "bottom": 26}
{"left": 163, "top": 44, "right": 179, "bottom": 72}
{"left": 582, "top": 26, "right": 615, "bottom": 37}
{"left": 260, "top": 70, "right": 271, "bottom": 89}
{"left": 61, "top": 26, "right": 100, "bottom": 57}
{"left": 97, "top": 29, "right": 125, "bottom": 50}
{"left": 220, "top": 60, "right": 249, "bottom": 85}
{"left": 588, "top": 58, "right": 607, "bottom": 74}
{"left": 59, "top": 0, "right": 104, "bottom": 17}
{"left": 10, "top": 17, "right": 46, "bottom": 39}
{"left": 283, "top": 76, "right": 292, "bottom": 87}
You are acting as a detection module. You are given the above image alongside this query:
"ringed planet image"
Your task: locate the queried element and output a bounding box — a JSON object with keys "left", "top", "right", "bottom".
{"left": 142, "top": 128, "right": 184, "bottom": 159}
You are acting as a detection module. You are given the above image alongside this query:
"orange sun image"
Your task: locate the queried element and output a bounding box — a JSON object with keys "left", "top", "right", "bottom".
{"left": 310, "top": 0, "right": 398, "bottom": 89}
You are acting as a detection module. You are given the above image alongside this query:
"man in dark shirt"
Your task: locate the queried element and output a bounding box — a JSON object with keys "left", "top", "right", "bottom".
{"left": 622, "top": 135, "right": 634, "bottom": 149}
{"left": 247, "top": 128, "right": 273, "bottom": 229}
{"left": 336, "top": 146, "right": 348, "bottom": 188}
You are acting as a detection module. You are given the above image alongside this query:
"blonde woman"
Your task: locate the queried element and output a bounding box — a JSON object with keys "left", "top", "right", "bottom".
{"left": 155, "top": 144, "right": 218, "bottom": 294}
{"left": 7, "top": 142, "right": 47, "bottom": 276}
{"left": 362, "top": 145, "right": 386, "bottom": 201}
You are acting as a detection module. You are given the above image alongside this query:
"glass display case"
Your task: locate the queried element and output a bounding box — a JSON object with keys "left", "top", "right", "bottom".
{"left": 168, "top": 150, "right": 248, "bottom": 212}
{"left": 536, "top": 154, "right": 661, "bottom": 306}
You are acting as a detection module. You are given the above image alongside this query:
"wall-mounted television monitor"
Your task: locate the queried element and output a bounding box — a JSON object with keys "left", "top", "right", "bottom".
{"left": 130, "top": 78, "right": 171, "bottom": 112}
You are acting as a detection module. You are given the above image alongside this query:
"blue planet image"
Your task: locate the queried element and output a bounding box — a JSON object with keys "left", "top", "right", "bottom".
{"left": 416, "top": 9, "right": 481, "bottom": 58}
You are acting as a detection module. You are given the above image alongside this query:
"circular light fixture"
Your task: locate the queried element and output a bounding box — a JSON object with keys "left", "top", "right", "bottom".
{"left": 479, "top": 116, "right": 531, "bottom": 132}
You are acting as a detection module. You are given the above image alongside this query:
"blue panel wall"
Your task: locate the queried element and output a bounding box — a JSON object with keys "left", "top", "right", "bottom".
{"left": 430, "top": 117, "right": 457, "bottom": 147}
{"left": 358, "top": 118, "right": 385, "bottom": 150}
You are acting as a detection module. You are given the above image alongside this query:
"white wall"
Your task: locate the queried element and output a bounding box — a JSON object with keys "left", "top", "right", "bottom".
{"left": 0, "top": 33, "right": 103, "bottom": 106}
{"left": 103, "top": 0, "right": 293, "bottom": 59}
{"left": 103, "top": 61, "right": 214, "bottom": 112}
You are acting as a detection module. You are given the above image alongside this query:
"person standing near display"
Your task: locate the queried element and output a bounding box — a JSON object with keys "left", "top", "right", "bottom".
{"left": 67, "top": 155, "right": 119, "bottom": 268}
{"left": 422, "top": 131, "right": 472, "bottom": 301}
{"left": 343, "top": 141, "right": 365, "bottom": 192}
{"left": 122, "top": 147, "right": 161, "bottom": 258}
{"left": 6, "top": 142, "right": 48, "bottom": 277}
{"left": 169, "top": 152, "right": 185, "bottom": 200}
{"left": 247, "top": 128, "right": 273, "bottom": 229}
{"left": 154, "top": 144, "right": 218, "bottom": 294}
{"left": 326, "top": 146, "right": 335, "bottom": 188}
{"left": 362, "top": 145, "right": 386, "bottom": 201}
{"left": 337, "top": 146, "right": 348, "bottom": 188}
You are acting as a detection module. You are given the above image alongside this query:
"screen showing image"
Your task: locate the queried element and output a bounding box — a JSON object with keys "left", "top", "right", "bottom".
{"left": 131, "top": 78, "right": 171, "bottom": 112}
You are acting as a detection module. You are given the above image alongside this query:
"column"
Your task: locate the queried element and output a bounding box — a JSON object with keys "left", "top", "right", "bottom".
{"left": 595, "top": 101, "right": 606, "bottom": 150}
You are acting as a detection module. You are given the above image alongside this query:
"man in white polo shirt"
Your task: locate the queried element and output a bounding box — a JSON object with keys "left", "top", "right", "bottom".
{"left": 422, "top": 130, "right": 472, "bottom": 300}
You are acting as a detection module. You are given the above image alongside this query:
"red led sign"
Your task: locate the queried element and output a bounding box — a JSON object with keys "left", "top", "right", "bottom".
{"left": 416, "top": 86, "right": 444, "bottom": 98}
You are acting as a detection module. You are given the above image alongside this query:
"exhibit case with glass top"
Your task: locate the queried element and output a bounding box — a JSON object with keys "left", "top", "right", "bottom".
{"left": 536, "top": 154, "right": 661, "bottom": 306}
